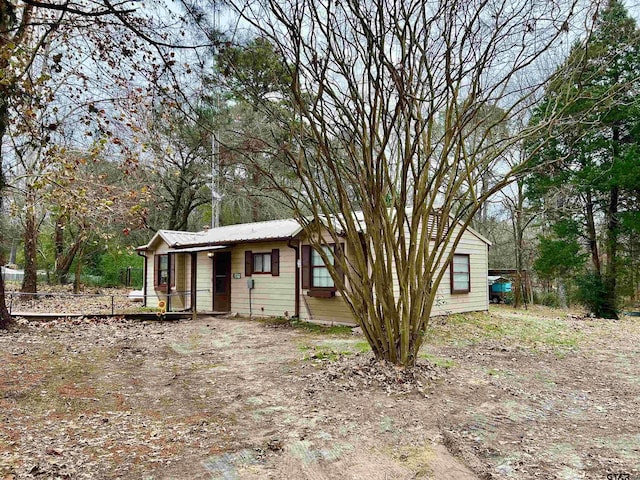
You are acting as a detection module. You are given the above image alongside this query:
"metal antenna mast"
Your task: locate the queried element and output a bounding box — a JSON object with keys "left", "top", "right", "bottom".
{"left": 210, "top": 3, "right": 222, "bottom": 228}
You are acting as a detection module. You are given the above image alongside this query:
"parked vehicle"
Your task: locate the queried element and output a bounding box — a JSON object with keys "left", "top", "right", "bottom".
{"left": 488, "top": 275, "right": 512, "bottom": 303}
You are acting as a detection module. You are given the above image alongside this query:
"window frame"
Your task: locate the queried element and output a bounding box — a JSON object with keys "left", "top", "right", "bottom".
{"left": 311, "top": 245, "right": 335, "bottom": 289}
{"left": 245, "top": 249, "right": 279, "bottom": 277}
{"left": 450, "top": 253, "right": 471, "bottom": 294}
{"left": 154, "top": 253, "right": 172, "bottom": 293}
{"left": 157, "top": 254, "right": 169, "bottom": 286}
{"left": 252, "top": 252, "right": 272, "bottom": 274}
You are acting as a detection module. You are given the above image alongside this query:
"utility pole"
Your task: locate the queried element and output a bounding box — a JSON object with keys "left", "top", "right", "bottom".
{"left": 210, "top": 3, "right": 222, "bottom": 228}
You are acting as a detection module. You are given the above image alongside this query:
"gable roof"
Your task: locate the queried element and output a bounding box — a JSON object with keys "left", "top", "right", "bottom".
{"left": 137, "top": 230, "right": 206, "bottom": 251}
{"left": 196, "top": 218, "right": 303, "bottom": 246}
{"left": 137, "top": 219, "right": 303, "bottom": 251}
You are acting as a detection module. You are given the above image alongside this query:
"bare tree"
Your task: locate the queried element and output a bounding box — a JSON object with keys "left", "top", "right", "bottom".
{"left": 142, "top": 105, "right": 213, "bottom": 231}
{"left": 0, "top": 0, "right": 206, "bottom": 326}
{"left": 227, "top": 0, "right": 592, "bottom": 365}
{"left": 500, "top": 151, "right": 538, "bottom": 308}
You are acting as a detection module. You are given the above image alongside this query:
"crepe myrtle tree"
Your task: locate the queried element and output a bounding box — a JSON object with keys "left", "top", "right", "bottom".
{"left": 226, "top": 0, "right": 598, "bottom": 365}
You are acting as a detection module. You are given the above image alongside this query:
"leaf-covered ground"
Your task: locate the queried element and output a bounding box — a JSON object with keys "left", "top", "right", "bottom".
{"left": 1, "top": 306, "right": 639, "bottom": 479}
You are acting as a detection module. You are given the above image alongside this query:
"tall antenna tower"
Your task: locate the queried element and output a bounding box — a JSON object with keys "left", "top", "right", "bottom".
{"left": 210, "top": 2, "right": 222, "bottom": 228}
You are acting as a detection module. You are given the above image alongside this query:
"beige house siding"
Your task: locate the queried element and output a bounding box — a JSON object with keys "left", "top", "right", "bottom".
{"left": 195, "top": 251, "right": 213, "bottom": 312}
{"left": 391, "top": 222, "right": 489, "bottom": 316}
{"left": 300, "top": 295, "right": 354, "bottom": 324}
{"left": 144, "top": 253, "right": 158, "bottom": 308}
{"left": 298, "top": 232, "right": 356, "bottom": 324}
{"left": 143, "top": 241, "right": 170, "bottom": 309}
{"left": 430, "top": 228, "right": 489, "bottom": 316}
{"left": 230, "top": 241, "right": 297, "bottom": 318}
{"left": 143, "top": 243, "right": 194, "bottom": 310}
{"left": 172, "top": 253, "right": 188, "bottom": 310}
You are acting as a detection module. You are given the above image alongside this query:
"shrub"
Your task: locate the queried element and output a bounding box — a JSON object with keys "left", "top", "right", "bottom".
{"left": 86, "top": 252, "right": 143, "bottom": 288}
{"left": 534, "top": 291, "right": 560, "bottom": 308}
{"left": 574, "top": 273, "right": 611, "bottom": 318}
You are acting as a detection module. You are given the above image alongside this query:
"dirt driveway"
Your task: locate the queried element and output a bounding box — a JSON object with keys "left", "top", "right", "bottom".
{"left": 1, "top": 307, "right": 639, "bottom": 479}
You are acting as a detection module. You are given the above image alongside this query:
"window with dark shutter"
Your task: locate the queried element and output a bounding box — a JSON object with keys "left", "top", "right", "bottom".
{"left": 271, "top": 248, "right": 280, "bottom": 276}
{"left": 245, "top": 250, "right": 253, "bottom": 276}
{"left": 334, "top": 243, "right": 345, "bottom": 285}
{"left": 311, "top": 246, "right": 335, "bottom": 288}
{"left": 253, "top": 253, "right": 271, "bottom": 273}
{"left": 301, "top": 245, "right": 311, "bottom": 289}
{"left": 251, "top": 251, "right": 278, "bottom": 274}
{"left": 303, "top": 242, "right": 345, "bottom": 297}
{"left": 154, "top": 254, "right": 169, "bottom": 292}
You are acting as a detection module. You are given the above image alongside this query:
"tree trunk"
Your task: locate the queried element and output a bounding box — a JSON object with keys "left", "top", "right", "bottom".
{"left": 599, "top": 122, "right": 621, "bottom": 320}
{"left": 55, "top": 215, "right": 65, "bottom": 260}
{"left": 73, "top": 249, "right": 84, "bottom": 294}
{"left": 0, "top": 94, "right": 13, "bottom": 327}
{"left": 585, "top": 190, "right": 601, "bottom": 275}
{"left": 21, "top": 188, "right": 38, "bottom": 294}
{"left": 514, "top": 182, "right": 524, "bottom": 308}
{"left": 510, "top": 179, "right": 530, "bottom": 308}
{"left": 0, "top": 260, "right": 11, "bottom": 328}
{"left": 54, "top": 217, "right": 83, "bottom": 284}
{"left": 602, "top": 184, "right": 619, "bottom": 319}
{"left": 558, "top": 280, "right": 567, "bottom": 308}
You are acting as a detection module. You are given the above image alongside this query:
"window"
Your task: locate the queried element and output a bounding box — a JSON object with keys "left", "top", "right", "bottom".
{"left": 244, "top": 249, "right": 280, "bottom": 276}
{"left": 253, "top": 252, "right": 272, "bottom": 274}
{"left": 451, "top": 254, "right": 470, "bottom": 294}
{"left": 301, "top": 243, "right": 344, "bottom": 297}
{"left": 311, "top": 246, "right": 334, "bottom": 288}
{"left": 158, "top": 255, "right": 169, "bottom": 285}
{"left": 154, "top": 254, "right": 174, "bottom": 292}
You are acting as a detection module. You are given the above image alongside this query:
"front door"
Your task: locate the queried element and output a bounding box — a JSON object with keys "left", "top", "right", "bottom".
{"left": 213, "top": 252, "right": 231, "bottom": 312}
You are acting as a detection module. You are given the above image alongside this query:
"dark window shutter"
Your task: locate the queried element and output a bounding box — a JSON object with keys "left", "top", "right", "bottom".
{"left": 301, "top": 245, "right": 311, "bottom": 289}
{"left": 245, "top": 250, "right": 253, "bottom": 276}
{"left": 359, "top": 233, "right": 368, "bottom": 263}
{"left": 153, "top": 255, "right": 160, "bottom": 287}
{"left": 271, "top": 248, "right": 280, "bottom": 276}
{"left": 334, "top": 243, "right": 345, "bottom": 286}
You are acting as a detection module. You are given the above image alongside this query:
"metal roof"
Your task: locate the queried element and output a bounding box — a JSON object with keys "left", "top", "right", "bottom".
{"left": 137, "top": 219, "right": 303, "bottom": 251}
{"left": 160, "top": 230, "right": 207, "bottom": 247}
{"left": 137, "top": 230, "right": 206, "bottom": 250}
{"left": 488, "top": 275, "right": 510, "bottom": 284}
{"left": 170, "top": 245, "right": 229, "bottom": 253}
{"left": 195, "top": 219, "right": 303, "bottom": 246}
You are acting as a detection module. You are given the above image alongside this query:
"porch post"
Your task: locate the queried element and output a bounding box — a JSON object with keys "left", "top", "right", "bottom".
{"left": 167, "top": 252, "right": 172, "bottom": 312}
{"left": 191, "top": 252, "right": 197, "bottom": 319}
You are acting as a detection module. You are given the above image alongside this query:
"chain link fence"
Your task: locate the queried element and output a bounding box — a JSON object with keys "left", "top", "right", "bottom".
{"left": 6, "top": 290, "right": 193, "bottom": 316}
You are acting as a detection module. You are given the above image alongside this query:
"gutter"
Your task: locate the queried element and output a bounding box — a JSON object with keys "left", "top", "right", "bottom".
{"left": 287, "top": 239, "right": 300, "bottom": 319}
{"left": 173, "top": 236, "right": 295, "bottom": 249}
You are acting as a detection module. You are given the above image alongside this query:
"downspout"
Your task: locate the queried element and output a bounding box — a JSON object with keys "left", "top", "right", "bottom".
{"left": 209, "top": 253, "right": 215, "bottom": 312}
{"left": 287, "top": 239, "right": 300, "bottom": 319}
{"left": 137, "top": 251, "right": 147, "bottom": 307}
